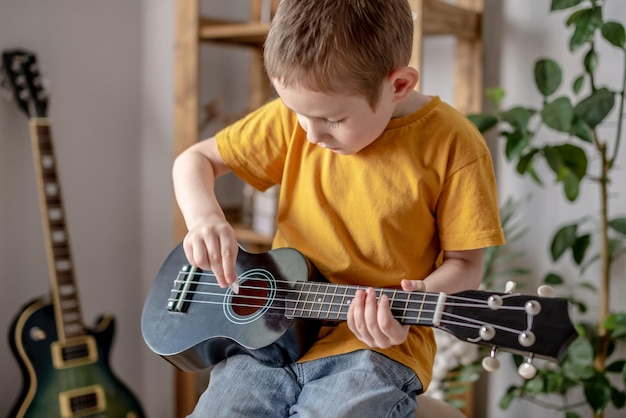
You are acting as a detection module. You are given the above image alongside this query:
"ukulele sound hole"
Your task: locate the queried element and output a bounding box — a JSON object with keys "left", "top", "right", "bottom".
{"left": 232, "top": 278, "right": 270, "bottom": 317}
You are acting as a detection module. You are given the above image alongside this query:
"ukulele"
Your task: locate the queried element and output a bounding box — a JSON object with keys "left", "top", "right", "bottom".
{"left": 142, "top": 242, "right": 578, "bottom": 378}
{"left": 3, "top": 49, "right": 145, "bottom": 418}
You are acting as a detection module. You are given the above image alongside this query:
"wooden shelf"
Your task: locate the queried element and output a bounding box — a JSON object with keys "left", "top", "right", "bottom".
{"left": 422, "top": 0, "right": 482, "bottom": 39}
{"left": 198, "top": 18, "right": 270, "bottom": 48}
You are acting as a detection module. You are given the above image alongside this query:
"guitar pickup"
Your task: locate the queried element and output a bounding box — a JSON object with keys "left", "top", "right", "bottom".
{"left": 167, "top": 265, "right": 198, "bottom": 313}
{"left": 58, "top": 384, "right": 105, "bottom": 418}
{"left": 51, "top": 336, "right": 98, "bottom": 369}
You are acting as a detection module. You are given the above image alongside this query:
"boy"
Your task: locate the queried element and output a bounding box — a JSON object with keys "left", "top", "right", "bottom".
{"left": 173, "top": 0, "right": 505, "bottom": 416}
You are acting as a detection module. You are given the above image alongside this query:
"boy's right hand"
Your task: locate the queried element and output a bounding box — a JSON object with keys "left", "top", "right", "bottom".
{"left": 182, "top": 215, "right": 239, "bottom": 292}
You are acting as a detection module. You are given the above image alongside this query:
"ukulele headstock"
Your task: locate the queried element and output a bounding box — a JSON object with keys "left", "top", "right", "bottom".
{"left": 439, "top": 286, "right": 577, "bottom": 379}
{"left": 1, "top": 49, "right": 49, "bottom": 118}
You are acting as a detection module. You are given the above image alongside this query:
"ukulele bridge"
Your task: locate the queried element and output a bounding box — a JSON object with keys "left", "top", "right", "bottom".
{"left": 167, "top": 265, "right": 198, "bottom": 313}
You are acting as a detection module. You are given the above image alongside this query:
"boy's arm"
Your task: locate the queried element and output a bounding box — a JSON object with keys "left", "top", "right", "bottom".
{"left": 347, "top": 248, "right": 484, "bottom": 349}
{"left": 172, "top": 137, "right": 240, "bottom": 290}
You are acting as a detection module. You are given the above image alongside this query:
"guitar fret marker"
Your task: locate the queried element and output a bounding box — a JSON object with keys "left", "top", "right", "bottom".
{"left": 45, "top": 182, "right": 59, "bottom": 196}
{"left": 51, "top": 230, "right": 67, "bottom": 243}
{"left": 48, "top": 207, "right": 63, "bottom": 221}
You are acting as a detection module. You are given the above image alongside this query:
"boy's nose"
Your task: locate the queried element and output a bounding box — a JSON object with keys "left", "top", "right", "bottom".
{"left": 306, "top": 126, "right": 328, "bottom": 145}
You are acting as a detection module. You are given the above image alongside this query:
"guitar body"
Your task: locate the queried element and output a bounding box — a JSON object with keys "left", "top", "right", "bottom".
{"left": 9, "top": 297, "right": 145, "bottom": 418}
{"left": 141, "top": 243, "right": 323, "bottom": 372}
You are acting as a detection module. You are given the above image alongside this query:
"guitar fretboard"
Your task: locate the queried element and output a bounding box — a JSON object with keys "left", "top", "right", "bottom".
{"left": 31, "top": 119, "right": 85, "bottom": 340}
{"left": 285, "top": 281, "right": 444, "bottom": 326}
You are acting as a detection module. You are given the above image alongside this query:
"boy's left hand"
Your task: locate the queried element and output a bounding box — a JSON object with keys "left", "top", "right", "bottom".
{"left": 347, "top": 280, "right": 425, "bottom": 348}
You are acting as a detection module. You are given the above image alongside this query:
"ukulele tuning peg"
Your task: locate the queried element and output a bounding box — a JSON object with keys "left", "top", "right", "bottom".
{"left": 518, "top": 354, "right": 537, "bottom": 380}
{"left": 481, "top": 346, "right": 500, "bottom": 373}
{"left": 504, "top": 281, "right": 517, "bottom": 294}
{"left": 537, "top": 285, "right": 555, "bottom": 298}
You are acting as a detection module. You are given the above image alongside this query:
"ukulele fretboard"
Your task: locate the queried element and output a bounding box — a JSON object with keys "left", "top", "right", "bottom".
{"left": 284, "top": 281, "right": 446, "bottom": 326}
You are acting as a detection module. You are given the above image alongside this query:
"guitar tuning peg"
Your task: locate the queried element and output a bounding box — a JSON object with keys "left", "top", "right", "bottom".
{"left": 518, "top": 354, "right": 537, "bottom": 379}
{"left": 481, "top": 346, "right": 500, "bottom": 373}
{"left": 504, "top": 281, "right": 517, "bottom": 294}
{"left": 537, "top": 285, "right": 555, "bottom": 298}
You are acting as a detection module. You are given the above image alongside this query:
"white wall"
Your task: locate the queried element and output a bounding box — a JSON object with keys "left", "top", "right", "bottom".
{"left": 1, "top": 1, "right": 625, "bottom": 418}
{"left": 0, "top": 0, "right": 148, "bottom": 415}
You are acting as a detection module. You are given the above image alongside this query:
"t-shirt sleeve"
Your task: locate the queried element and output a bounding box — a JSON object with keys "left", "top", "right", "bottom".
{"left": 216, "top": 98, "right": 296, "bottom": 191}
{"left": 436, "top": 126, "right": 506, "bottom": 250}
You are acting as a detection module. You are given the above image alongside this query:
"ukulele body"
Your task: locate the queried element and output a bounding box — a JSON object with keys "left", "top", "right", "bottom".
{"left": 142, "top": 243, "right": 323, "bottom": 372}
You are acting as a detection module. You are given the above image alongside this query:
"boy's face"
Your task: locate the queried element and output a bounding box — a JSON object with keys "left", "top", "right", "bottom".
{"left": 272, "top": 79, "right": 396, "bottom": 155}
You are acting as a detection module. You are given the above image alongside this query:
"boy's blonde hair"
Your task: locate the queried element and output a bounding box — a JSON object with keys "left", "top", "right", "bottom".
{"left": 264, "top": 0, "right": 414, "bottom": 109}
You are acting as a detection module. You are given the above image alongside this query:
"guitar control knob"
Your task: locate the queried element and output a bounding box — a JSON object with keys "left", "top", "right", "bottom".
{"left": 482, "top": 347, "right": 500, "bottom": 373}
{"left": 518, "top": 357, "right": 537, "bottom": 380}
{"left": 537, "top": 285, "right": 555, "bottom": 298}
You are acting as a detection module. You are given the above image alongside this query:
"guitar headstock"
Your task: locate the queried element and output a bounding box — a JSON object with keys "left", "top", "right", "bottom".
{"left": 440, "top": 289, "right": 577, "bottom": 377}
{"left": 1, "top": 49, "right": 49, "bottom": 118}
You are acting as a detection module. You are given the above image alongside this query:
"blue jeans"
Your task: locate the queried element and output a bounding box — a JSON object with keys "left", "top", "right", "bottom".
{"left": 188, "top": 350, "right": 423, "bottom": 418}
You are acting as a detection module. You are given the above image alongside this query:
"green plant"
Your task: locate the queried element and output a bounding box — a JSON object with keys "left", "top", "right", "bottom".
{"left": 468, "top": 1, "right": 626, "bottom": 417}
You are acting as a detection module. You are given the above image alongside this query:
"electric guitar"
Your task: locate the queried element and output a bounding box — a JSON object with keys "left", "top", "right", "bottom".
{"left": 3, "top": 49, "right": 145, "bottom": 418}
{"left": 142, "top": 242, "right": 578, "bottom": 376}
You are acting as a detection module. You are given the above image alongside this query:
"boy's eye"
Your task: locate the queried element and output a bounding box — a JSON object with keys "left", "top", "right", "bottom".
{"left": 326, "top": 119, "right": 344, "bottom": 128}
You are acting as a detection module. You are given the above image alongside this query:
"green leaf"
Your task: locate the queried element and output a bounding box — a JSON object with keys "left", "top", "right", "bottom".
{"left": 499, "top": 386, "right": 517, "bottom": 409}
{"left": 535, "top": 59, "right": 562, "bottom": 96}
{"left": 551, "top": 0, "right": 584, "bottom": 11}
{"left": 572, "top": 234, "right": 590, "bottom": 264}
{"left": 551, "top": 224, "right": 578, "bottom": 260}
{"left": 570, "top": 115, "right": 593, "bottom": 142}
{"left": 563, "top": 171, "right": 581, "bottom": 201}
{"left": 572, "top": 75, "right": 585, "bottom": 94}
{"left": 502, "top": 107, "right": 536, "bottom": 131}
{"left": 609, "top": 217, "right": 626, "bottom": 234}
{"left": 602, "top": 21, "right": 626, "bottom": 48}
{"left": 544, "top": 272, "right": 564, "bottom": 285}
{"left": 568, "top": 7, "right": 603, "bottom": 52}
{"left": 542, "top": 97, "right": 574, "bottom": 132}
{"left": 516, "top": 148, "right": 540, "bottom": 174}
{"left": 523, "top": 376, "right": 545, "bottom": 395}
{"left": 565, "top": 412, "right": 583, "bottom": 418}
{"left": 611, "top": 387, "right": 626, "bottom": 409}
{"left": 467, "top": 113, "right": 498, "bottom": 133}
{"left": 543, "top": 144, "right": 588, "bottom": 192}
{"left": 583, "top": 372, "right": 612, "bottom": 413}
{"left": 604, "top": 313, "right": 626, "bottom": 338}
{"left": 578, "top": 281, "right": 597, "bottom": 292}
{"left": 574, "top": 87, "right": 615, "bottom": 128}
{"left": 504, "top": 130, "right": 532, "bottom": 161}
{"left": 606, "top": 360, "right": 626, "bottom": 373}
{"left": 583, "top": 49, "right": 598, "bottom": 73}
{"left": 485, "top": 86, "right": 506, "bottom": 108}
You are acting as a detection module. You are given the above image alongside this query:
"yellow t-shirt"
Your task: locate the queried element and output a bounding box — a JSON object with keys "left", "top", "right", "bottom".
{"left": 216, "top": 96, "right": 505, "bottom": 390}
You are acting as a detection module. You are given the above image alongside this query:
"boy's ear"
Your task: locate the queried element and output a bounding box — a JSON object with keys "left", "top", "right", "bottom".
{"left": 389, "top": 67, "right": 419, "bottom": 101}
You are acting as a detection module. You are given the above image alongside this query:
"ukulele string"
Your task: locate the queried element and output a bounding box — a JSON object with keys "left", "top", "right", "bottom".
{"left": 176, "top": 270, "right": 527, "bottom": 311}
{"left": 170, "top": 273, "right": 530, "bottom": 335}
{"left": 166, "top": 292, "right": 525, "bottom": 336}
